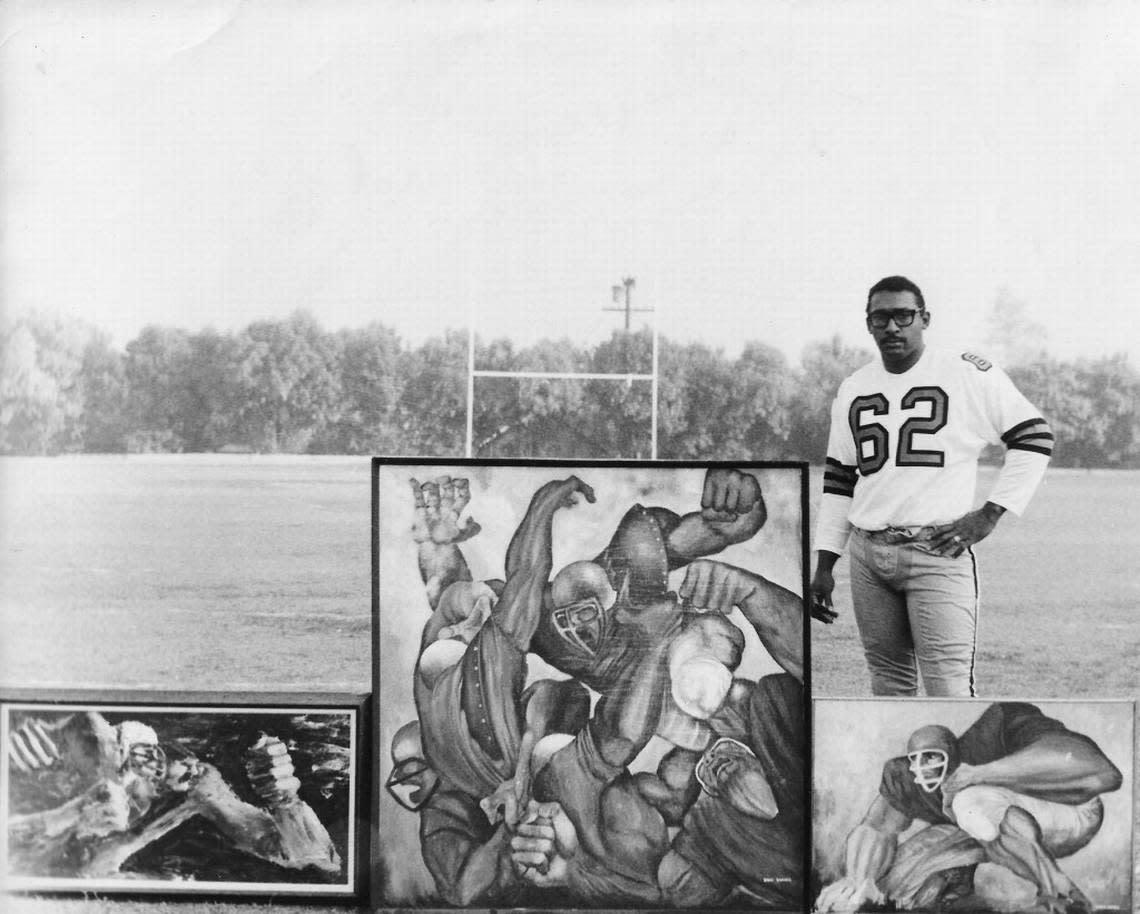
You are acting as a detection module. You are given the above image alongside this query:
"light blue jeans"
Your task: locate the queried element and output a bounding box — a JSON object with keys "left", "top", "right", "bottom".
{"left": 848, "top": 529, "right": 979, "bottom": 697}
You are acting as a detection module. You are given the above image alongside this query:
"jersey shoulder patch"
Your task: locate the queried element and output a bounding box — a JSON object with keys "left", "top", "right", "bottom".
{"left": 960, "top": 352, "right": 992, "bottom": 372}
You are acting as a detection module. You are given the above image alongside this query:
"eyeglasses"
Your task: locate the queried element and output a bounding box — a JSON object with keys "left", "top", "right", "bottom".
{"left": 866, "top": 308, "right": 921, "bottom": 330}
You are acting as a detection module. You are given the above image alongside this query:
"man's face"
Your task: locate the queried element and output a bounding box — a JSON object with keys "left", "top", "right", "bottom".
{"left": 164, "top": 756, "right": 202, "bottom": 794}
{"left": 867, "top": 289, "right": 928, "bottom": 371}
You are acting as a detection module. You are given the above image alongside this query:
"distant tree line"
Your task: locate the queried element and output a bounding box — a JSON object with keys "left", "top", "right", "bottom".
{"left": 1, "top": 311, "right": 1137, "bottom": 467}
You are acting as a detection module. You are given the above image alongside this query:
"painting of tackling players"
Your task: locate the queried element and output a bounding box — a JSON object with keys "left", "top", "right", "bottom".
{"left": 372, "top": 460, "right": 808, "bottom": 909}
{"left": 1, "top": 699, "right": 363, "bottom": 898}
{"left": 812, "top": 699, "right": 1133, "bottom": 914}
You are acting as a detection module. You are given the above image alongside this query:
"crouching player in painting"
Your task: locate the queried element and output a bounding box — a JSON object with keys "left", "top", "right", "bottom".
{"left": 6, "top": 711, "right": 341, "bottom": 879}
{"left": 391, "top": 467, "right": 806, "bottom": 908}
{"left": 815, "top": 702, "right": 1122, "bottom": 914}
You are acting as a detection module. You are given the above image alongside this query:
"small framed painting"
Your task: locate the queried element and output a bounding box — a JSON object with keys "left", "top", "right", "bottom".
{"left": 1, "top": 689, "right": 368, "bottom": 900}
{"left": 812, "top": 697, "right": 1134, "bottom": 914}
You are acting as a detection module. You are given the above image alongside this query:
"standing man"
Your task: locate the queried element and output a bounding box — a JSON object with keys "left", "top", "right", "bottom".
{"left": 811, "top": 276, "right": 1053, "bottom": 696}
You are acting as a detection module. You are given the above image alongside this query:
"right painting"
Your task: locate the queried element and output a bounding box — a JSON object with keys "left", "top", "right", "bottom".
{"left": 812, "top": 698, "right": 1133, "bottom": 914}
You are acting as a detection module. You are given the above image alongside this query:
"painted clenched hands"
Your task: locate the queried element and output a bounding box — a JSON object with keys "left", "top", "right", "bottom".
{"left": 410, "top": 476, "right": 481, "bottom": 544}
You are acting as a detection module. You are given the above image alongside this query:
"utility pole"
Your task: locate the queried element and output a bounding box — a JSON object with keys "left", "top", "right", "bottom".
{"left": 604, "top": 277, "right": 652, "bottom": 330}
{"left": 601, "top": 276, "right": 659, "bottom": 459}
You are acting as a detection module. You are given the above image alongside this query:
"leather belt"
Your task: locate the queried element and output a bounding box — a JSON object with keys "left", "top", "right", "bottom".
{"left": 855, "top": 525, "right": 936, "bottom": 545}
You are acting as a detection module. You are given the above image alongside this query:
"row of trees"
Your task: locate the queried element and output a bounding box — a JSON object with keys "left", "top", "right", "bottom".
{"left": 2, "top": 311, "right": 1138, "bottom": 466}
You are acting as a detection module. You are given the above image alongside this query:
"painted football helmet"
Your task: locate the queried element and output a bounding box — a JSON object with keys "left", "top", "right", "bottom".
{"left": 906, "top": 724, "right": 960, "bottom": 793}
{"left": 114, "top": 720, "right": 166, "bottom": 782}
{"left": 386, "top": 720, "right": 439, "bottom": 813}
{"left": 550, "top": 561, "right": 616, "bottom": 656}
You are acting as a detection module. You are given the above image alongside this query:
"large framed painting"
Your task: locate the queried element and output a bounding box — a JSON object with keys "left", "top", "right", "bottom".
{"left": 372, "top": 459, "right": 809, "bottom": 910}
{"left": 1, "top": 690, "right": 367, "bottom": 900}
{"left": 812, "top": 698, "right": 1134, "bottom": 914}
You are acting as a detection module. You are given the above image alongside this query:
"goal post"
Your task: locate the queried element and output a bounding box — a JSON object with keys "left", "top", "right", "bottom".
{"left": 464, "top": 298, "right": 659, "bottom": 459}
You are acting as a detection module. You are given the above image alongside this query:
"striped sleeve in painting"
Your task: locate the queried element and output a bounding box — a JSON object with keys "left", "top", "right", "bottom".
{"left": 1001, "top": 417, "right": 1054, "bottom": 457}
{"left": 823, "top": 457, "right": 857, "bottom": 497}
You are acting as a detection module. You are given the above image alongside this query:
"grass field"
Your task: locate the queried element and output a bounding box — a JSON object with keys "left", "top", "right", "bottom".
{"left": 812, "top": 464, "right": 1140, "bottom": 697}
{"left": 1, "top": 456, "right": 1137, "bottom": 912}
{"left": 2, "top": 457, "right": 1135, "bottom": 697}
{"left": 0, "top": 456, "right": 370, "bottom": 693}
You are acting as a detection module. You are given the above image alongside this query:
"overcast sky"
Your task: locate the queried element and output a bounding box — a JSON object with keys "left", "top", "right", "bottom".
{"left": 2, "top": 0, "right": 1138, "bottom": 365}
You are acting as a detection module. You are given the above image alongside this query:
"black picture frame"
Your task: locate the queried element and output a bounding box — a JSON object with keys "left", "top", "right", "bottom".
{"left": 372, "top": 457, "right": 811, "bottom": 911}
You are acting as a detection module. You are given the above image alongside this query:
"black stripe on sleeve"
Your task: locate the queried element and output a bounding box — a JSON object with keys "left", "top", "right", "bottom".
{"left": 1001, "top": 417, "right": 1049, "bottom": 444}
{"left": 1003, "top": 418, "right": 1054, "bottom": 456}
{"left": 1007, "top": 442, "right": 1054, "bottom": 457}
{"left": 823, "top": 459, "right": 857, "bottom": 497}
{"left": 824, "top": 458, "right": 857, "bottom": 480}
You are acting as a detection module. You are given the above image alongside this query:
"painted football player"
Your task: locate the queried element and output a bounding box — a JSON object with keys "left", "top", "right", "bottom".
{"left": 815, "top": 702, "right": 1122, "bottom": 914}
{"left": 7, "top": 712, "right": 340, "bottom": 878}
{"left": 396, "top": 475, "right": 593, "bottom": 904}
{"left": 529, "top": 466, "right": 802, "bottom": 747}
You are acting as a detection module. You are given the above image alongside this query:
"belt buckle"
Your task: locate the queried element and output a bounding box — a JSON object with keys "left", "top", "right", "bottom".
{"left": 884, "top": 525, "right": 916, "bottom": 542}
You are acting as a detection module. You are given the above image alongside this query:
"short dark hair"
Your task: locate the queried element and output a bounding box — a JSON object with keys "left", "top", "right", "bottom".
{"left": 867, "top": 275, "right": 925, "bottom": 312}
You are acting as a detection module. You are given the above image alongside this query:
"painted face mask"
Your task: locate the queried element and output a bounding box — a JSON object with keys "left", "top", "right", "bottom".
{"left": 550, "top": 561, "right": 615, "bottom": 656}
{"left": 905, "top": 724, "right": 960, "bottom": 793}
{"left": 551, "top": 596, "right": 605, "bottom": 655}
{"left": 115, "top": 721, "right": 166, "bottom": 783}
{"left": 908, "top": 749, "right": 950, "bottom": 793}
{"left": 385, "top": 757, "right": 439, "bottom": 812}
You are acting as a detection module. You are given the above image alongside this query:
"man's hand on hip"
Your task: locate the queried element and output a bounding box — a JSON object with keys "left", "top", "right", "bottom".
{"left": 928, "top": 503, "right": 1005, "bottom": 558}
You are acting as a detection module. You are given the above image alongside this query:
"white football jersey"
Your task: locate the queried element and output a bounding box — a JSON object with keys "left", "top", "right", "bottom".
{"left": 815, "top": 347, "right": 1052, "bottom": 554}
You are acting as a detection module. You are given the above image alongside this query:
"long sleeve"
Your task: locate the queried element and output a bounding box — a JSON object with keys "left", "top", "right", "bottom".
{"left": 982, "top": 370, "right": 1054, "bottom": 516}
{"left": 815, "top": 394, "right": 857, "bottom": 555}
{"left": 986, "top": 443, "right": 1050, "bottom": 515}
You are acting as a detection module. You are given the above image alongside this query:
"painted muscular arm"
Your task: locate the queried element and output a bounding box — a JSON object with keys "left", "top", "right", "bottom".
{"left": 664, "top": 468, "right": 767, "bottom": 563}
{"left": 942, "top": 731, "right": 1123, "bottom": 806}
{"left": 188, "top": 763, "right": 341, "bottom": 873}
{"left": 815, "top": 795, "right": 912, "bottom": 912}
{"left": 80, "top": 763, "right": 336, "bottom": 877}
{"left": 680, "top": 559, "right": 803, "bottom": 681}
{"left": 496, "top": 476, "right": 596, "bottom": 648}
